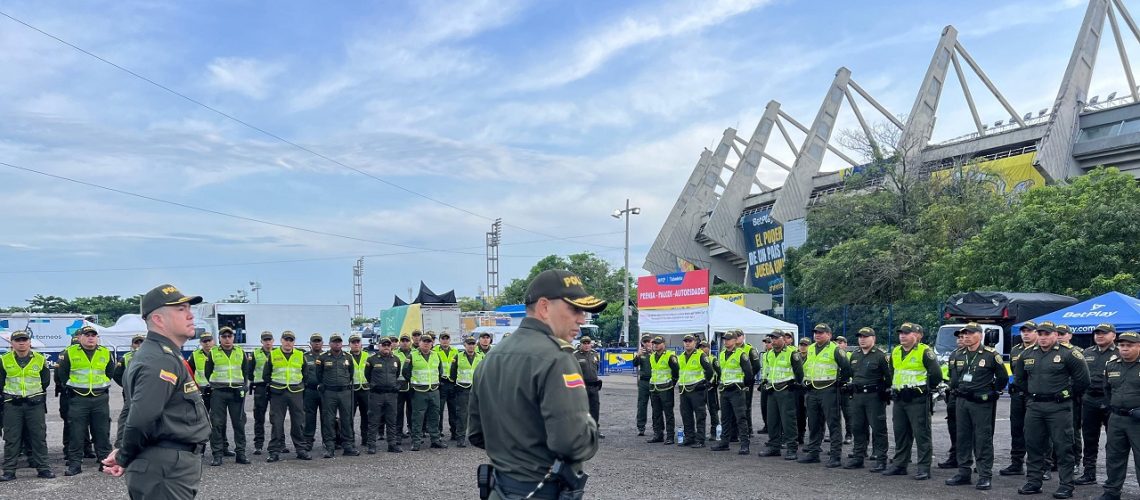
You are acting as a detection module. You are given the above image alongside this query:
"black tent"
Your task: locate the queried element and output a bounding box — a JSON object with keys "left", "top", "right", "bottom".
{"left": 392, "top": 296, "right": 408, "bottom": 307}
{"left": 412, "top": 282, "right": 457, "bottom": 305}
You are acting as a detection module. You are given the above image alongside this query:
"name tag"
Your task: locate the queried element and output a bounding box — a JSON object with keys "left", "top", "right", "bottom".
{"left": 962, "top": 374, "right": 974, "bottom": 383}
{"left": 1108, "top": 371, "right": 1121, "bottom": 378}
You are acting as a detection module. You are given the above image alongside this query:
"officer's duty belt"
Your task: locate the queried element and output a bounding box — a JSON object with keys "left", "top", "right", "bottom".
{"left": 769, "top": 381, "right": 793, "bottom": 391}
{"left": 807, "top": 380, "right": 837, "bottom": 390}
{"left": 1110, "top": 406, "right": 1137, "bottom": 416}
{"left": 370, "top": 387, "right": 398, "bottom": 394}
{"left": 3, "top": 395, "right": 45, "bottom": 405}
{"left": 493, "top": 471, "right": 561, "bottom": 500}
{"left": 70, "top": 389, "right": 108, "bottom": 397}
{"left": 213, "top": 386, "right": 244, "bottom": 392}
{"left": 411, "top": 384, "right": 439, "bottom": 392}
{"left": 1087, "top": 388, "right": 1107, "bottom": 398}
{"left": 154, "top": 440, "right": 207, "bottom": 454}
{"left": 323, "top": 385, "right": 350, "bottom": 391}
{"left": 1029, "top": 393, "right": 1070, "bottom": 403}
{"left": 850, "top": 384, "right": 880, "bottom": 394}
{"left": 956, "top": 391, "right": 999, "bottom": 404}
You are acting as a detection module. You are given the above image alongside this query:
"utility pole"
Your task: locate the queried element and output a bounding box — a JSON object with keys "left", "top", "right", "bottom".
{"left": 612, "top": 199, "right": 640, "bottom": 345}
{"left": 248, "top": 281, "right": 261, "bottom": 304}
{"left": 353, "top": 258, "right": 364, "bottom": 319}
{"left": 486, "top": 218, "right": 502, "bottom": 301}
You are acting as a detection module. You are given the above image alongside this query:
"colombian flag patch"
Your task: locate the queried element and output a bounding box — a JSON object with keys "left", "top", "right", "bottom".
{"left": 563, "top": 373, "right": 584, "bottom": 389}
{"left": 159, "top": 369, "right": 178, "bottom": 385}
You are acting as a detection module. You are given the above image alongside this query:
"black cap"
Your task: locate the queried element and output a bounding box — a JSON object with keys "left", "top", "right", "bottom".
{"left": 379, "top": 337, "right": 393, "bottom": 345}
{"left": 1055, "top": 324, "right": 1072, "bottom": 335}
{"left": 140, "top": 284, "right": 202, "bottom": 318}
{"left": 419, "top": 334, "right": 433, "bottom": 342}
{"left": 10, "top": 330, "right": 30, "bottom": 341}
{"left": 682, "top": 334, "right": 696, "bottom": 342}
{"left": 856, "top": 327, "right": 875, "bottom": 337}
{"left": 260, "top": 331, "right": 274, "bottom": 341}
{"left": 1094, "top": 323, "right": 1116, "bottom": 333}
{"left": 651, "top": 336, "right": 664, "bottom": 344}
{"left": 721, "top": 332, "right": 735, "bottom": 339}
{"left": 329, "top": 334, "right": 343, "bottom": 343}
{"left": 310, "top": 333, "right": 323, "bottom": 342}
{"left": 479, "top": 332, "right": 491, "bottom": 338}
{"left": 219, "top": 326, "right": 235, "bottom": 336}
{"left": 439, "top": 332, "right": 450, "bottom": 339}
{"left": 897, "top": 322, "right": 917, "bottom": 334}
{"left": 812, "top": 323, "right": 831, "bottom": 333}
{"left": 1036, "top": 321, "right": 1056, "bottom": 333}
{"left": 1020, "top": 321, "right": 1037, "bottom": 331}
{"left": 1117, "top": 331, "right": 1140, "bottom": 343}
{"left": 523, "top": 269, "right": 607, "bottom": 313}
{"left": 281, "top": 331, "right": 296, "bottom": 341}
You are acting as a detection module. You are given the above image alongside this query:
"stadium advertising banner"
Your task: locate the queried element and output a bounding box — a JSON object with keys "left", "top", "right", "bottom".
{"left": 741, "top": 209, "right": 784, "bottom": 300}
{"left": 637, "top": 269, "right": 710, "bottom": 309}
{"left": 932, "top": 152, "right": 1045, "bottom": 195}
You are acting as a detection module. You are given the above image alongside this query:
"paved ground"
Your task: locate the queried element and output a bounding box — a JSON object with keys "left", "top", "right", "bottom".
{"left": 0, "top": 374, "right": 1136, "bottom": 499}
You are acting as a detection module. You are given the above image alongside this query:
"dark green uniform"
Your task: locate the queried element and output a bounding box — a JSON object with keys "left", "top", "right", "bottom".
{"left": 118, "top": 331, "right": 212, "bottom": 499}
{"left": 113, "top": 348, "right": 139, "bottom": 449}
{"left": 364, "top": 349, "right": 402, "bottom": 452}
{"left": 395, "top": 345, "right": 413, "bottom": 437}
{"left": 801, "top": 341, "right": 852, "bottom": 465}
{"left": 1102, "top": 344, "right": 1140, "bottom": 499}
{"left": 761, "top": 345, "right": 803, "bottom": 458}
{"left": 675, "top": 348, "right": 714, "bottom": 447}
{"left": 632, "top": 342, "right": 652, "bottom": 435}
{"left": 1003, "top": 339, "right": 1035, "bottom": 473}
{"left": 250, "top": 346, "right": 273, "bottom": 454}
{"left": 573, "top": 348, "right": 603, "bottom": 428}
{"left": 705, "top": 351, "right": 720, "bottom": 438}
{"left": 317, "top": 349, "right": 357, "bottom": 455}
{"left": 1015, "top": 342, "right": 1090, "bottom": 493}
{"left": 436, "top": 344, "right": 460, "bottom": 440}
{"left": 947, "top": 344, "right": 1007, "bottom": 481}
{"left": 740, "top": 342, "right": 761, "bottom": 433}
{"left": 647, "top": 349, "right": 679, "bottom": 443}
{"left": 468, "top": 317, "right": 598, "bottom": 497}
{"left": 0, "top": 349, "right": 52, "bottom": 478}
{"left": 56, "top": 343, "right": 115, "bottom": 473}
{"left": 845, "top": 345, "right": 891, "bottom": 469}
{"left": 349, "top": 350, "right": 370, "bottom": 446}
{"left": 450, "top": 348, "right": 482, "bottom": 447}
{"left": 204, "top": 346, "right": 250, "bottom": 463}
{"left": 710, "top": 345, "right": 754, "bottom": 454}
{"left": 1077, "top": 342, "right": 1116, "bottom": 482}
{"left": 302, "top": 349, "right": 323, "bottom": 452}
{"left": 262, "top": 347, "right": 308, "bottom": 460}
{"left": 886, "top": 343, "right": 942, "bottom": 475}
{"left": 402, "top": 347, "right": 445, "bottom": 449}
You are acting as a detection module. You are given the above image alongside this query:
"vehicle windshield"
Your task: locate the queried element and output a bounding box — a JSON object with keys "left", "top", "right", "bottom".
{"left": 934, "top": 325, "right": 961, "bottom": 357}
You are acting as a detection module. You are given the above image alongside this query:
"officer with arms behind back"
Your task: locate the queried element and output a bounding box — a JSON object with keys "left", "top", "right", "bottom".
{"left": 1075, "top": 323, "right": 1117, "bottom": 486}
{"left": 469, "top": 269, "right": 603, "bottom": 500}
{"left": 944, "top": 323, "right": 1007, "bottom": 491}
{"left": 0, "top": 329, "right": 53, "bottom": 481}
{"left": 102, "top": 284, "right": 211, "bottom": 499}
{"left": 1097, "top": 330, "right": 1140, "bottom": 500}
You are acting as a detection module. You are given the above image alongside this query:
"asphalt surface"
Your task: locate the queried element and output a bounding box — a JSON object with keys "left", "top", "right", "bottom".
{"left": 0, "top": 375, "right": 1137, "bottom": 499}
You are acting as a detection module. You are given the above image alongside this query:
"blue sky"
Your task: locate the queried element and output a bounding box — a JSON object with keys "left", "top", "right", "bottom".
{"left": 0, "top": 0, "right": 1123, "bottom": 312}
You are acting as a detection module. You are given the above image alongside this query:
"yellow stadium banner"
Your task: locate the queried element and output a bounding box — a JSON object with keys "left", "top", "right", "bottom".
{"left": 932, "top": 152, "right": 1045, "bottom": 195}
{"left": 714, "top": 293, "right": 746, "bottom": 306}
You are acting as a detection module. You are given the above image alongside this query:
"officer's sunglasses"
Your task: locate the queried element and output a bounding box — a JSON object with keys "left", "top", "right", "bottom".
{"left": 132, "top": 339, "right": 144, "bottom": 345}
{"left": 682, "top": 339, "right": 694, "bottom": 343}
{"left": 350, "top": 339, "right": 361, "bottom": 344}
{"left": 80, "top": 331, "right": 98, "bottom": 337}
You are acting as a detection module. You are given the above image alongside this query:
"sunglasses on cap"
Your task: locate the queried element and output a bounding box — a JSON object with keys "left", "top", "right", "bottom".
{"left": 220, "top": 333, "right": 234, "bottom": 337}
{"left": 682, "top": 338, "right": 694, "bottom": 342}
{"left": 350, "top": 339, "right": 361, "bottom": 343}
{"left": 80, "top": 331, "right": 98, "bottom": 337}
{"left": 582, "top": 340, "right": 592, "bottom": 344}
{"left": 132, "top": 339, "right": 144, "bottom": 344}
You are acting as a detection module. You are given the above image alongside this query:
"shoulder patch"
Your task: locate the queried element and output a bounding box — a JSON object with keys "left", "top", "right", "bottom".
{"left": 159, "top": 369, "right": 177, "bottom": 385}
{"left": 162, "top": 345, "right": 173, "bottom": 354}
{"left": 984, "top": 346, "right": 996, "bottom": 352}
{"left": 562, "top": 373, "right": 584, "bottom": 389}
{"left": 1072, "top": 349, "right": 1084, "bottom": 360}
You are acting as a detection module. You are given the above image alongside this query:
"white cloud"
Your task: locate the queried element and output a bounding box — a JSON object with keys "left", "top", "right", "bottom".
{"left": 205, "top": 57, "right": 285, "bottom": 99}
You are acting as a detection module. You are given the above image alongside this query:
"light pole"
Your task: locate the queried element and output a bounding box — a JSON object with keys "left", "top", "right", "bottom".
{"left": 248, "top": 281, "right": 261, "bottom": 304}
{"left": 612, "top": 199, "right": 640, "bottom": 346}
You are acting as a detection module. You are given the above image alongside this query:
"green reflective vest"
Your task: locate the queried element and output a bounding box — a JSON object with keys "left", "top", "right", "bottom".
{"left": 455, "top": 351, "right": 482, "bottom": 388}
{"left": 270, "top": 348, "right": 305, "bottom": 392}
{"left": 209, "top": 347, "right": 245, "bottom": 387}
{"left": 122, "top": 350, "right": 135, "bottom": 368}
{"left": 351, "top": 351, "right": 370, "bottom": 389}
{"left": 192, "top": 349, "right": 210, "bottom": 386}
{"left": 435, "top": 346, "right": 459, "bottom": 382}
{"left": 718, "top": 348, "right": 745, "bottom": 385}
{"left": 764, "top": 347, "right": 795, "bottom": 385}
{"left": 804, "top": 342, "right": 839, "bottom": 387}
{"left": 253, "top": 348, "right": 271, "bottom": 383}
{"left": 678, "top": 350, "right": 705, "bottom": 387}
{"left": 892, "top": 343, "right": 930, "bottom": 389}
{"left": 410, "top": 350, "right": 440, "bottom": 390}
{"left": 65, "top": 344, "right": 111, "bottom": 395}
{"left": 2, "top": 351, "right": 45, "bottom": 397}
{"left": 395, "top": 349, "right": 412, "bottom": 392}
{"left": 650, "top": 351, "right": 675, "bottom": 386}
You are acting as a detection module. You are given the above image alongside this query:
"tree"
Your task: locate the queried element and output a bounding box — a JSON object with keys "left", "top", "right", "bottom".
{"left": 710, "top": 282, "right": 764, "bottom": 296}
{"left": 69, "top": 295, "right": 142, "bottom": 326}
{"left": 456, "top": 296, "right": 487, "bottom": 312}
{"left": 495, "top": 252, "right": 626, "bottom": 307}
{"left": 27, "top": 294, "right": 71, "bottom": 313}
{"left": 352, "top": 317, "right": 379, "bottom": 327}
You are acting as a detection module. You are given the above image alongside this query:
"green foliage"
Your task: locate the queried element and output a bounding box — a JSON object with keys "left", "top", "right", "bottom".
{"left": 456, "top": 296, "right": 488, "bottom": 312}
{"left": 710, "top": 282, "right": 764, "bottom": 296}
{"left": 4, "top": 294, "right": 142, "bottom": 326}
{"left": 351, "top": 317, "right": 380, "bottom": 327}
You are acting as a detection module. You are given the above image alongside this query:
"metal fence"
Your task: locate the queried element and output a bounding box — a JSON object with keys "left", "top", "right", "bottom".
{"left": 781, "top": 302, "right": 944, "bottom": 350}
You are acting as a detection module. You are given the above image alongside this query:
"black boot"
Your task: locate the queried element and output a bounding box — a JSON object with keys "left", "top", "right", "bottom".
{"left": 869, "top": 461, "right": 887, "bottom": 473}
{"left": 1000, "top": 462, "right": 1024, "bottom": 476}
{"left": 456, "top": 438, "right": 467, "bottom": 448}
{"left": 1073, "top": 467, "right": 1096, "bottom": 485}
{"left": 937, "top": 457, "right": 958, "bottom": 469}
{"left": 843, "top": 458, "right": 864, "bottom": 469}
{"left": 914, "top": 467, "right": 931, "bottom": 480}
{"left": 737, "top": 440, "right": 750, "bottom": 455}
{"left": 646, "top": 435, "right": 664, "bottom": 444}
{"left": 945, "top": 473, "right": 972, "bottom": 486}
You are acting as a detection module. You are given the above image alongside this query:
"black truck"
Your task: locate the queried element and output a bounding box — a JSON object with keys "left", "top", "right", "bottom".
{"left": 934, "top": 291, "right": 1079, "bottom": 360}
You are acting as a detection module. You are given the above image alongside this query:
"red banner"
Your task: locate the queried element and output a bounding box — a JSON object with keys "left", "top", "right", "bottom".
{"left": 637, "top": 269, "right": 710, "bottom": 309}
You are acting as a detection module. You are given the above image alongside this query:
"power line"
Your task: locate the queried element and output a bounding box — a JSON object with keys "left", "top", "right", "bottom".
{"left": 0, "top": 10, "right": 618, "bottom": 250}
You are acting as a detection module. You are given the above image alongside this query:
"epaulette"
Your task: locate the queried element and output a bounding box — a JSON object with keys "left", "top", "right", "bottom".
{"left": 984, "top": 346, "right": 996, "bottom": 353}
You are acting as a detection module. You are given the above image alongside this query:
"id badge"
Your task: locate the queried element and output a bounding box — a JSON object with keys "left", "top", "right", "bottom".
{"left": 962, "top": 374, "right": 974, "bottom": 383}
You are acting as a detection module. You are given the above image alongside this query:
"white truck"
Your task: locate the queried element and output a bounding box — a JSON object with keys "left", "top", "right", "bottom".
{"left": 0, "top": 313, "right": 99, "bottom": 361}
{"left": 193, "top": 303, "right": 351, "bottom": 348}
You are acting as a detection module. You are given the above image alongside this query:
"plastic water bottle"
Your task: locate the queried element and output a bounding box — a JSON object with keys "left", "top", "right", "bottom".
{"left": 676, "top": 426, "right": 685, "bottom": 445}
{"left": 715, "top": 424, "right": 723, "bottom": 441}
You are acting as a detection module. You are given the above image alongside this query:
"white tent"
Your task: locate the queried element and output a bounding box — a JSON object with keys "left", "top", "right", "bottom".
{"left": 98, "top": 314, "right": 148, "bottom": 350}
{"left": 708, "top": 297, "right": 798, "bottom": 338}
{"left": 639, "top": 297, "right": 798, "bottom": 346}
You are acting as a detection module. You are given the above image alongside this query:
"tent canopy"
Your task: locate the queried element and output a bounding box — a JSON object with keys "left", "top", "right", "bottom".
{"left": 639, "top": 296, "right": 798, "bottom": 339}
{"left": 1015, "top": 291, "right": 1140, "bottom": 334}
{"left": 413, "top": 282, "right": 456, "bottom": 305}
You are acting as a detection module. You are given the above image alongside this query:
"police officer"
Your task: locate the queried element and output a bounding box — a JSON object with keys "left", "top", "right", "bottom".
{"left": 1015, "top": 321, "right": 1090, "bottom": 498}
{"left": 844, "top": 327, "right": 891, "bottom": 471}
{"left": 435, "top": 332, "right": 461, "bottom": 441}
{"left": 468, "top": 269, "right": 602, "bottom": 499}
{"left": 250, "top": 331, "right": 275, "bottom": 455}
{"left": 0, "top": 329, "right": 53, "bottom": 481}
{"left": 403, "top": 334, "right": 446, "bottom": 451}
{"left": 939, "top": 333, "right": 966, "bottom": 471}
{"left": 101, "top": 284, "right": 211, "bottom": 498}
{"left": 317, "top": 334, "right": 359, "bottom": 457}
{"left": 1097, "top": 330, "right": 1140, "bottom": 500}
{"left": 835, "top": 335, "right": 853, "bottom": 445}
{"left": 187, "top": 332, "right": 214, "bottom": 412}
{"left": 632, "top": 334, "right": 653, "bottom": 436}
{"left": 395, "top": 333, "right": 415, "bottom": 438}
{"left": 348, "top": 334, "right": 370, "bottom": 448}
{"left": 113, "top": 334, "right": 145, "bottom": 449}
{"left": 944, "top": 322, "right": 1007, "bottom": 490}
{"left": 478, "top": 332, "right": 493, "bottom": 355}
{"left": 646, "top": 336, "right": 679, "bottom": 445}
{"left": 700, "top": 340, "right": 720, "bottom": 440}
{"left": 365, "top": 337, "right": 402, "bottom": 453}
{"left": 263, "top": 331, "right": 310, "bottom": 462}
{"left": 1075, "top": 323, "right": 1117, "bottom": 486}
{"left": 1001, "top": 321, "right": 1038, "bottom": 476}
{"left": 204, "top": 326, "right": 251, "bottom": 466}
{"left": 58, "top": 335, "right": 93, "bottom": 462}
{"left": 800, "top": 323, "right": 852, "bottom": 468}
{"left": 57, "top": 324, "right": 115, "bottom": 476}
{"left": 711, "top": 331, "right": 754, "bottom": 455}
{"left": 574, "top": 336, "right": 604, "bottom": 438}
{"left": 451, "top": 336, "right": 483, "bottom": 448}
{"left": 302, "top": 333, "right": 324, "bottom": 454}
{"left": 735, "top": 330, "right": 761, "bottom": 436}
{"left": 758, "top": 335, "right": 771, "bottom": 435}
{"left": 796, "top": 336, "right": 810, "bottom": 444}
{"left": 759, "top": 330, "right": 803, "bottom": 461}
{"left": 676, "top": 334, "right": 714, "bottom": 448}
{"left": 883, "top": 322, "right": 941, "bottom": 480}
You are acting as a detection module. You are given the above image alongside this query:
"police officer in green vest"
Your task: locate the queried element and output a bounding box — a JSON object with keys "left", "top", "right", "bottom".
{"left": 204, "top": 326, "right": 251, "bottom": 466}
{"left": 573, "top": 336, "right": 604, "bottom": 438}
{"left": 1075, "top": 323, "right": 1117, "bottom": 486}
{"left": 1096, "top": 330, "right": 1140, "bottom": 500}
{"left": 646, "top": 336, "right": 679, "bottom": 445}
{"left": 348, "top": 334, "right": 370, "bottom": 448}
{"left": 58, "top": 335, "right": 93, "bottom": 462}
{"left": 113, "top": 334, "right": 145, "bottom": 449}
{"left": 0, "top": 329, "right": 53, "bottom": 481}
{"left": 1001, "top": 321, "right": 1038, "bottom": 476}
{"left": 944, "top": 322, "right": 1007, "bottom": 491}
{"left": 835, "top": 335, "right": 853, "bottom": 445}
{"left": 365, "top": 337, "right": 403, "bottom": 453}
{"left": 263, "top": 330, "right": 310, "bottom": 462}
{"left": 676, "top": 334, "right": 714, "bottom": 448}
{"left": 302, "top": 333, "right": 324, "bottom": 454}
{"left": 758, "top": 330, "right": 804, "bottom": 460}
{"left": 1015, "top": 320, "right": 1090, "bottom": 498}
{"left": 882, "top": 322, "right": 942, "bottom": 480}
{"left": 435, "top": 332, "right": 461, "bottom": 441}
{"left": 102, "top": 284, "right": 211, "bottom": 498}
{"left": 699, "top": 340, "right": 719, "bottom": 440}
{"left": 632, "top": 334, "right": 653, "bottom": 436}
{"left": 451, "top": 336, "right": 483, "bottom": 448}
{"left": 403, "top": 334, "right": 446, "bottom": 451}
{"left": 478, "top": 331, "right": 493, "bottom": 355}
{"left": 711, "top": 331, "right": 754, "bottom": 454}
{"left": 799, "top": 323, "right": 852, "bottom": 467}
{"left": 395, "top": 333, "right": 415, "bottom": 438}
{"left": 844, "top": 327, "right": 891, "bottom": 471}
{"left": 250, "top": 331, "right": 275, "bottom": 455}
{"left": 735, "top": 330, "right": 761, "bottom": 436}
{"left": 317, "top": 334, "right": 359, "bottom": 458}
{"left": 56, "top": 325, "right": 115, "bottom": 476}
{"left": 187, "top": 332, "right": 214, "bottom": 412}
